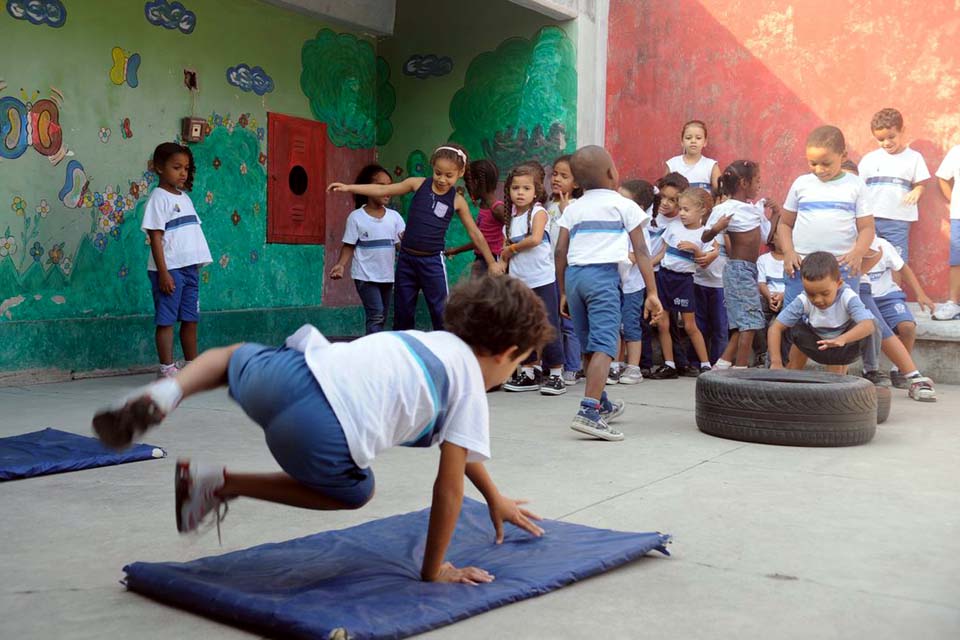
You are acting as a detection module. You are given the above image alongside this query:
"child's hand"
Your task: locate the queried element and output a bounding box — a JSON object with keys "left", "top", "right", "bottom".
{"left": 817, "top": 337, "right": 846, "bottom": 350}
{"left": 499, "top": 245, "right": 513, "bottom": 263}
{"left": 488, "top": 495, "right": 544, "bottom": 544}
{"left": 488, "top": 261, "right": 506, "bottom": 276}
{"left": 770, "top": 292, "right": 784, "bottom": 312}
{"left": 694, "top": 251, "right": 717, "bottom": 267}
{"left": 557, "top": 190, "right": 571, "bottom": 213}
{"left": 159, "top": 271, "right": 175, "bottom": 294}
{"left": 644, "top": 294, "right": 664, "bottom": 324}
{"left": 783, "top": 250, "right": 801, "bottom": 277}
{"left": 902, "top": 188, "right": 922, "bottom": 205}
{"left": 918, "top": 293, "right": 936, "bottom": 314}
{"left": 329, "top": 264, "right": 345, "bottom": 280}
{"left": 714, "top": 215, "right": 732, "bottom": 232}
{"left": 433, "top": 561, "right": 494, "bottom": 585}
{"left": 677, "top": 241, "right": 699, "bottom": 253}
{"left": 327, "top": 182, "right": 351, "bottom": 193}
{"left": 763, "top": 199, "right": 780, "bottom": 216}
{"left": 839, "top": 248, "right": 865, "bottom": 276}
{"left": 443, "top": 249, "right": 455, "bottom": 260}
{"left": 559, "top": 293, "right": 570, "bottom": 319}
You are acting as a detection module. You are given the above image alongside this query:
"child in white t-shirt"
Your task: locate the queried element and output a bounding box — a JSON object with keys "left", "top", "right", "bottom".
{"left": 933, "top": 144, "right": 960, "bottom": 320}
{"left": 616, "top": 180, "right": 657, "bottom": 384}
{"left": 329, "top": 164, "right": 405, "bottom": 334}
{"left": 858, "top": 108, "right": 930, "bottom": 263}
{"left": 664, "top": 119, "right": 720, "bottom": 193}
{"left": 141, "top": 142, "right": 212, "bottom": 379}
{"left": 92, "top": 275, "right": 550, "bottom": 584}
{"left": 500, "top": 163, "right": 566, "bottom": 396}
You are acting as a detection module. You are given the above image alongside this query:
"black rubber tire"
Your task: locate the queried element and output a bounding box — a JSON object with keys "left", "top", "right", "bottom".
{"left": 875, "top": 385, "right": 891, "bottom": 425}
{"left": 696, "top": 369, "right": 877, "bottom": 447}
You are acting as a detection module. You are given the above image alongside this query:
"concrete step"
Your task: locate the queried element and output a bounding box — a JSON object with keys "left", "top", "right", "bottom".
{"left": 896, "top": 304, "right": 960, "bottom": 384}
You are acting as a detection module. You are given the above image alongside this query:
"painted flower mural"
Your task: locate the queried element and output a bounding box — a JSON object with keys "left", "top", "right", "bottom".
{"left": 0, "top": 235, "right": 18, "bottom": 258}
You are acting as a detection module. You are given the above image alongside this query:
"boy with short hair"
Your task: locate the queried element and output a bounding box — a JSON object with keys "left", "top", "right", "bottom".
{"left": 858, "top": 108, "right": 930, "bottom": 261}
{"left": 768, "top": 252, "right": 875, "bottom": 374}
{"left": 92, "top": 275, "right": 550, "bottom": 585}
{"left": 933, "top": 144, "right": 960, "bottom": 321}
{"left": 555, "top": 146, "right": 663, "bottom": 441}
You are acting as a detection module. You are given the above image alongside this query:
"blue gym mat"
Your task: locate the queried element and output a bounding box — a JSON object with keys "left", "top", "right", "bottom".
{"left": 124, "top": 498, "right": 670, "bottom": 639}
{"left": 0, "top": 428, "right": 165, "bottom": 481}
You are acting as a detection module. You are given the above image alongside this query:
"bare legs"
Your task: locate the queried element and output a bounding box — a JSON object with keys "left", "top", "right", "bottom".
{"left": 584, "top": 351, "right": 612, "bottom": 400}
{"left": 220, "top": 471, "right": 365, "bottom": 510}
{"left": 155, "top": 325, "right": 175, "bottom": 365}
{"left": 155, "top": 322, "right": 199, "bottom": 365}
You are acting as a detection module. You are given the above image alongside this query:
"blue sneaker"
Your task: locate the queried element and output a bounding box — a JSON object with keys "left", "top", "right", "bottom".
{"left": 599, "top": 392, "right": 625, "bottom": 422}
{"left": 570, "top": 405, "right": 624, "bottom": 441}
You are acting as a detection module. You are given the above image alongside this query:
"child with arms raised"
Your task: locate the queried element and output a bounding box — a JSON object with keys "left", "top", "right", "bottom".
{"left": 92, "top": 275, "right": 549, "bottom": 584}
{"left": 329, "top": 144, "right": 504, "bottom": 330}
{"left": 329, "top": 164, "right": 405, "bottom": 334}
{"left": 556, "top": 146, "right": 662, "bottom": 441}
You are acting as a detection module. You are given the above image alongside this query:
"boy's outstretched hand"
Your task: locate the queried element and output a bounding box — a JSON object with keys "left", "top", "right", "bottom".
{"left": 434, "top": 562, "right": 494, "bottom": 585}
{"left": 488, "top": 495, "right": 544, "bottom": 544}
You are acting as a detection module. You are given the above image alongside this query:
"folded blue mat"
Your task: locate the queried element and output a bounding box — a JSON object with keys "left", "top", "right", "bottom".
{"left": 0, "top": 428, "right": 165, "bottom": 481}
{"left": 124, "top": 497, "right": 670, "bottom": 639}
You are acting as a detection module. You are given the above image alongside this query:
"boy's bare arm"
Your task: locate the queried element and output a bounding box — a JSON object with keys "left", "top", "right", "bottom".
{"left": 329, "top": 244, "right": 355, "bottom": 279}
{"left": 555, "top": 228, "right": 570, "bottom": 316}
{"left": 938, "top": 177, "right": 953, "bottom": 203}
{"left": 327, "top": 177, "right": 419, "bottom": 198}
{"left": 819, "top": 319, "right": 874, "bottom": 350}
{"left": 768, "top": 320, "right": 787, "bottom": 368}
{"left": 466, "top": 462, "right": 544, "bottom": 544}
{"left": 899, "top": 264, "right": 935, "bottom": 312}
{"left": 778, "top": 209, "right": 800, "bottom": 275}
{"left": 147, "top": 229, "right": 175, "bottom": 294}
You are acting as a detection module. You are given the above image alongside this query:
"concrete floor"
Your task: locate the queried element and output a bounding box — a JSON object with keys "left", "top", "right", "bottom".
{"left": 1, "top": 374, "right": 958, "bottom": 639}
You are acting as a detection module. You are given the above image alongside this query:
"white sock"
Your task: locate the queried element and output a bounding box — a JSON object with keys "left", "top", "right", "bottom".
{"left": 715, "top": 359, "right": 732, "bottom": 369}
{"left": 550, "top": 367, "right": 562, "bottom": 377}
{"left": 159, "top": 362, "right": 177, "bottom": 372}
{"left": 700, "top": 361, "right": 711, "bottom": 369}
{"left": 890, "top": 366, "right": 899, "bottom": 373}
{"left": 905, "top": 370, "right": 920, "bottom": 379}
{"left": 522, "top": 366, "right": 536, "bottom": 379}
{"left": 148, "top": 378, "right": 183, "bottom": 414}
{"left": 732, "top": 365, "right": 748, "bottom": 369}
{"left": 664, "top": 360, "right": 676, "bottom": 369}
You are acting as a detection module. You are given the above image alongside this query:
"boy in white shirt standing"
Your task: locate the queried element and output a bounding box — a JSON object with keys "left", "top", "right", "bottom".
{"left": 858, "top": 108, "right": 930, "bottom": 264}
{"left": 555, "top": 146, "right": 663, "bottom": 441}
{"left": 933, "top": 144, "right": 960, "bottom": 320}
{"left": 92, "top": 275, "right": 549, "bottom": 584}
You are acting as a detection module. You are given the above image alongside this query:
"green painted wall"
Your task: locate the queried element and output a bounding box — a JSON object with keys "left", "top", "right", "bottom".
{"left": 0, "top": 0, "right": 372, "bottom": 374}
{"left": 377, "top": 0, "right": 577, "bottom": 283}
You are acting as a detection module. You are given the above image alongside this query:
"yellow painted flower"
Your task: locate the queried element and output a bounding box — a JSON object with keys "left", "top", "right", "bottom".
{"left": 12, "top": 196, "right": 26, "bottom": 216}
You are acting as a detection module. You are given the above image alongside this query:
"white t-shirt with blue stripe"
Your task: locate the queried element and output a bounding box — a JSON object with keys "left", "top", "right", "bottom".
{"left": 666, "top": 155, "right": 717, "bottom": 192}
{"left": 777, "top": 286, "right": 873, "bottom": 337}
{"left": 342, "top": 207, "right": 405, "bottom": 283}
{"left": 559, "top": 188, "right": 647, "bottom": 266}
{"left": 756, "top": 252, "right": 786, "bottom": 294}
{"left": 507, "top": 203, "right": 555, "bottom": 289}
{"left": 141, "top": 188, "right": 212, "bottom": 271}
{"left": 661, "top": 224, "right": 710, "bottom": 274}
{"left": 784, "top": 172, "right": 872, "bottom": 259}
{"left": 858, "top": 148, "right": 929, "bottom": 222}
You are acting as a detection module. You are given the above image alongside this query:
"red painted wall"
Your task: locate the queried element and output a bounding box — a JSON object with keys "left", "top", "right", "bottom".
{"left": 606, "top": 0, "right": 959, "bottom": 298}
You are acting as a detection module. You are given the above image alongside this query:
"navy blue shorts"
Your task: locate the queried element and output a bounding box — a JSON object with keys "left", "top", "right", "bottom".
{"left": 952, "top": 219, "right": 960, "bottom": 267}
{"left": 565, "top": 263, "right": 621, "bottom": 358}
{"left": 148, "top": 265, "right": 200, "bottom": 326}
{"left": 659, "top": 268, "right": 695, "bottom": 312}
{"left": 621, "top": 290, "right": 645, "bottom": 342}
{"left": 874, "top": 219, "right": 912, "bottom": 262}
{"left": 875, "top": 290, "right": 916, "bottom": 332}
{"left": 228, "top": 344, "right": 374, "bottom": 509}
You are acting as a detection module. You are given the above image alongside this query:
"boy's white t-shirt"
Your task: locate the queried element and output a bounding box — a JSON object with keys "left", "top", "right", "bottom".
{"left": 858, "top": 147, "right": 930, "bottom": 222}
{"left": 507, "top": 204, "right": 555, "bottom": 289}
{"left": 756, "top": 252, "right": 786, "bottom": 294}
{"left": 559, "top": 189, "right": 647, "bottom": 266}
{"left": 619, "top": 217, "right": 653, "bottom": 295}
{"left": 784, "top": 172, "right": 872, "bottom": 259}
{"left": 935, "top": 145, "right": 960, "bottom": 220}
{"left": 342, "top": 206, "right": 405, "bottom": 283}
{"left": 865, "top": 237, "right": 905, "bottom": 298}
{"left": 666, "top": 155, "right": 717, "bottom": 192}
{"left": 661, "top": 224, "right": 709, "bottom": 274}
{"left": 777, "top": 286, "right": 874, "bottom": 338}
{"left": 141, "top": 188, "right": 212, "bottom": 271}
{"left": 286, "top": 325, "right": 490, "bottom": 470}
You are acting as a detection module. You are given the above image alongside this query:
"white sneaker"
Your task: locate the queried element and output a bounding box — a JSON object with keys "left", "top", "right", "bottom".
{"left": 619, "top": 365, "right": 644, "bottom": 385}
{"left": 158, "top": 363, "right": 180, "bottom": 379}
{"left": 92, "top": 379, "right": 182, "bottom": 450}
{"left": 175, "top": 459, "right": 228, "bottom": 538}
{"left": 562, "top": 370, "right": 579, "bottom": 386}
{"left": 932, "top": 301, "right": 960, "bottom": 321}
{"left": 907, "top": 376, "right": 937, "bottom": 402}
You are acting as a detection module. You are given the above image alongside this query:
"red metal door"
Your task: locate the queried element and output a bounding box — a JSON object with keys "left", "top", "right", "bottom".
{"left": 267, "top": 113, "right": 326, "bottom": 244}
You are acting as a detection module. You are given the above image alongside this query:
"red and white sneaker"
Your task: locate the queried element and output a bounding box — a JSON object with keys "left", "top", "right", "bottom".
{"left": 175, "top": 459, "right": 228, "bottom": 540}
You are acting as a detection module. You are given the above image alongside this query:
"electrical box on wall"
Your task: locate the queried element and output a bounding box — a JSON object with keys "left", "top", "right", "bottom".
{"left": 181, "top": 117, "right": 206, "bottom": 143}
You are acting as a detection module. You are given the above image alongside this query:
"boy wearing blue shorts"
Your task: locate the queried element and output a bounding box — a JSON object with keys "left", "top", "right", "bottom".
{"left": 555, "top": 146, "right": 663, "bottom": 441}
{"left": 92, "top": 275, "right": 549, "bottom": 585}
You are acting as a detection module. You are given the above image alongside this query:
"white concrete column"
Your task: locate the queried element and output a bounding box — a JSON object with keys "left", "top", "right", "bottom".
{"left": 575, "top": 0, "right": 609, "bottom": 147}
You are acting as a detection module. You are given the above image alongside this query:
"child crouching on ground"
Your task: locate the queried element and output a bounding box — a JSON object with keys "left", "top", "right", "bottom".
{"left": 768, "top": 252, "right": 874, "bottom": 374}
{"left": 93, "top": 275, "right": 550, "bottom": 584}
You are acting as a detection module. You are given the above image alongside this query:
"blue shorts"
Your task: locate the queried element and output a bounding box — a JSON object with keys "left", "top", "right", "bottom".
{"left": 722, "top": 260, "right": 765, "bottom": 331}
{"left": 659, "top": 268, "right": 695, "bottom": 312}
{"left": 874, "top": 219, "right": 912, "bottom": 262}
{"left": 148, "top": 265, "right": 200, "bottom": 326}
{"left": 951, "top": 219, "right": 960, "bottom": 267}
{"left": 565, "top": 263, "right": 621, "bottom": 358}
{"left": 227, "top": 344, "right": 374, "bottom": 509}
{"left": 621, "top": 289, "right": 645, "bottom": 342}
{"left": 875, "top": 290, "right": 916, "bottom": 333}
{"left": 858, "top": 283, "right": 894, "bottom": 340}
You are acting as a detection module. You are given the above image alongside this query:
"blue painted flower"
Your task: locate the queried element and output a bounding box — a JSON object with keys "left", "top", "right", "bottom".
{"left": 110, "top": 226, "right": 121, "bottom": 239}
{"left": 118, "top": 264, "right": 129, "bottom": 280}
{"left": 93, "top": 233, "right": 107, "bottom": 252}
{"left": 256, "top": 127, "right": 265, "bottom": 141}
{"left": 94, "top": 192, "right": 105, "bottom": 207}
{"left": 214, "top": 113, "right": 223, "bottom": 126}
{"left": 249, "top": 250, "right": 259, "bottom": 263}
{"left": 29, "top": 241, "right": 44, "bottom": 262}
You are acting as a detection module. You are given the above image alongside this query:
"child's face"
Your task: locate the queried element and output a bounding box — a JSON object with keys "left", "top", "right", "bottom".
{"left": 432, "top": 158, "right": 464, "bottom": 194}
{"left": 158, "top": 153, "right": 190, "bottom": 190}
{"left": 658, "top": 185, "right": 682, "bottom": 217}
{"left": 806, "top": 146, "right": 844, "bottom": 182}
{"left": 509, "top": 174, "right": 536, "bottom": 209}
{"left": 872, "top": 126, "right": 906, "bottom": 155}
{"left": 371, "top": 171, "right": 392, "bottom": 207}
{"left": 802, "top": 275, "right": 842, "bottom": 309}
{"left": 681, "top": 125, "right": 707, "bottom": 157}
{"left": 678, "top": 196, "right": 704, "bottom": 227}
{"left": 551, "top": 161, "right": 576, "bottom": 197}
{"left": 745, "top": 172, "right": 761, "bottom": 200}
